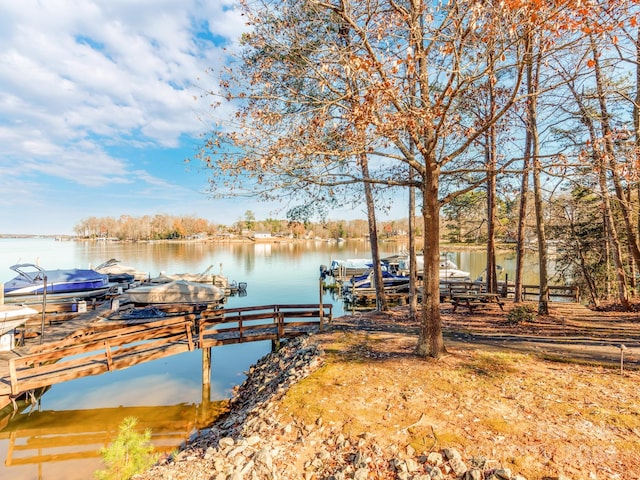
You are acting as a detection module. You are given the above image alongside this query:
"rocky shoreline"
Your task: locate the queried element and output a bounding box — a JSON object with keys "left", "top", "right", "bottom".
{"left": 133, "top": 334, "right": 538, "bottom": 480}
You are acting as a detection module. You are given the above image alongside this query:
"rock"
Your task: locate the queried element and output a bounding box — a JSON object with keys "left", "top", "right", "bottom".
{"left": 443, "top": 447, "right": 462, "bottom": 461}
{"left": 494, "top": 467, "right": 513, "bottom": 479}
{"left": 253, "top": 447, "right": 274, "bottom": 471}
{"left": 465, "top": 468, "right": 483, "bottom": 480}
{"left": 354, "top": 467, "right": 369, "bottom": 480}
{"left": 427, "top": 452, "right": 444, "bottom": 466}
{"left": 425, "top": 465, "right": 445, "bottom": 480}
{"left": 219, "top": 437, "right": 235, "bottom": 449}
{"left": 449, "top": 456, "right": 468, "bottom": 477}
{"left": 405, "top": 457, "right": 421, "bottom": 472}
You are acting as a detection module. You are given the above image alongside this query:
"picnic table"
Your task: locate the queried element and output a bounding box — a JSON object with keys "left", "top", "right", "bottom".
{"left": 451, "top": 292, "right": 505, "bottom": 313}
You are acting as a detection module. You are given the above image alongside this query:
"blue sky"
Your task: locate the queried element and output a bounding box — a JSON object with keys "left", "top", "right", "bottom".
{"left": 0, "top": 1, "right": 393, "bottom": 236}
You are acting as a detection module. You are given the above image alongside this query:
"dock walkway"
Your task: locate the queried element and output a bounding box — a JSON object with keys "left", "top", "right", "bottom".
{"left": 0, "top": 301, "right": 331, "bottom": 411}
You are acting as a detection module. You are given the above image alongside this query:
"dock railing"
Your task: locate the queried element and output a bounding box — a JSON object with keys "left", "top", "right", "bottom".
{"left": 198, "top": 303, "right": 332, "bottom": 348}
{"left": 8, "top": 316, "right": 196, "bottom": 396}
{"left": 5, "top": 303, "right": 331, "bottom": 399}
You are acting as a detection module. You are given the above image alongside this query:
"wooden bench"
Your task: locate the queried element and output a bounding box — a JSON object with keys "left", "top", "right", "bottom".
{"left": 451, "top": 293, "right": 505, "bottom": 313}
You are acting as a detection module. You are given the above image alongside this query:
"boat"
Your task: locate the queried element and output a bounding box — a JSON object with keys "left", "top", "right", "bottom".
{"left": 322, "top": 259, "right": 373, "bottom": 278}
{"left": 149, "top": 265, "right": 231, "bottom": 292}
{"left": 397, "top": 255, "right": 471, "bottom": 280}
{"left": 342, "top": 265, "right": 411, "bottom": 292}
{"left": 123, "top": 280, "right": 225, "bottom": 305}
{"left": 0, "top": 304, "right": 38, "bottom": 336}
{"left": 95, "top": 259, "right": 149, "bottom": 282}
{"left": 3, "top": 264, "right": 110, "bottom": 300}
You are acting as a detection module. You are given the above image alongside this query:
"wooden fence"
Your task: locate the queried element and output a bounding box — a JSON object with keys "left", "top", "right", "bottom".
{"left": 522, "top": 284, "right": 579, "bottom": 302}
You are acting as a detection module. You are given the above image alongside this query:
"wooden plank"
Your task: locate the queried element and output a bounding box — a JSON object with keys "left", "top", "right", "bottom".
{"left": 10, "top": 322, "right": 194, "bottom": 394}
{"left": 26, "top": 315, "right": 194, "bottom": 355}
{"left": 15, "top": 323, "right": 191, "bottom": 366}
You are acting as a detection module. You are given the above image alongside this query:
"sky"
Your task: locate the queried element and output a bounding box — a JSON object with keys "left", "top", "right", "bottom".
{"left": 0, "top": 1, "right": 389, "bottom": 236}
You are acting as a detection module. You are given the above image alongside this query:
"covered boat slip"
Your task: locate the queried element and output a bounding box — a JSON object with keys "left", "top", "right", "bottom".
{"left": 0, "top": 302, "right": 332, "bottom": 411}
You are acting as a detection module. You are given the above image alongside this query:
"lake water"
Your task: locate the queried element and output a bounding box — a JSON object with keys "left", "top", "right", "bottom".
{"left": 0, "top": 237, "right": 537, "bottom": 479}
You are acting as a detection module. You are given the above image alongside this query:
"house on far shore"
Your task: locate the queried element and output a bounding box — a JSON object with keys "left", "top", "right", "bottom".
{"left": 252, "top": 231, "right": 272, "bottom": 241}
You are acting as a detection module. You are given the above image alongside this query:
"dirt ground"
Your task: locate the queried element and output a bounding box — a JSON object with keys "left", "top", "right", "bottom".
{"left": 275, "top": 300, "right": 640, "bottom": 480}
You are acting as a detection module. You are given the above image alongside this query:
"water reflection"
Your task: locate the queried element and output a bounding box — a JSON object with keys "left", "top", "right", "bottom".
{"left": 0, "top": 395, "right": 227, "bottom": 480}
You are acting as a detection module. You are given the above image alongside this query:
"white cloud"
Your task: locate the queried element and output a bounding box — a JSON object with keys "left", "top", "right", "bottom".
{"left": 0, "top": 0, "right": 250, "bottom": 234}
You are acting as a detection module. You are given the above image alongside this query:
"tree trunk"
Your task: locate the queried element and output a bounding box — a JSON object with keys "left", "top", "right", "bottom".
{"left": 514, "top": 157, "right": 529, "bottom": 304}
{"left": 514, "top": 32, "right": 534, "bottom": 303}
{"left": 360, "top": 153, "right": 388, "bottom": 311}
{"left": 486, "top": 135, "right": 498, "bottom": 294}
{"left": 532, "top": 153, "right": 549, "bottom": 315}
{"left": 590, "top": 33, "right": 640, "bottom": 282}
{"left": 409, "top": 164, "right": 418, "bottom": 320}
{"left": 526, "top": 36, "right": 549, "bottom": 315}
{"left": 636, "top": 28, "right": 640, "bottom": 296}
{"left": 416, "top": 163, "right": 445, "bottom": 358}
{"left": 485, "top": 50, "right": 498, "bottom": 294}
{"left": 595, "top": 154, "right": 630, "bottom": 308}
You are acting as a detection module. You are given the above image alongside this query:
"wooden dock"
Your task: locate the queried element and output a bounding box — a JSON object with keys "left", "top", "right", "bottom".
{"left": 0, "top": 301, "right": 332, "bottom": 411}
{"left": 342, "top": 280, "right": 580, "bottom": 306}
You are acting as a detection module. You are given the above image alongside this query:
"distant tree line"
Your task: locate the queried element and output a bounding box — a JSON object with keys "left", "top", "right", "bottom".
{"left": 74, "top": 215, "right": 214, "bottom": 240}
{"left": 73, "top": 211, "right": 424, "bottom": 241}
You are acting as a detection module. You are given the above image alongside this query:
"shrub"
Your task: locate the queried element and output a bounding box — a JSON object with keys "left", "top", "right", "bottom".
{"left": 506, "top": 305, "right": 536, "bottom": 325}
{"left": 94, "top": 416, "right": 159, "bottom": 480}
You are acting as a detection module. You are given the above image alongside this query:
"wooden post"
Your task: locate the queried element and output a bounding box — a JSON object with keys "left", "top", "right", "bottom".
{"left": 9, "top": 358, "right": 18, "bottom": 395}
{"left": 319, "top": 277, "right": 324, "bottom": 332}
{"left": 185, "top": 322, "right": 194, "bottom": 351}
{"left": 202, "top": 347, "right": 211, "bottom": 405}
{"left": 277, "top": 307, "right": 284, "bottom": 340}
{"left": 40, "top": 275, "right": 47, "bottom": 345}
{"left": 104, "top": 340, "right": 113, "bottom": 371}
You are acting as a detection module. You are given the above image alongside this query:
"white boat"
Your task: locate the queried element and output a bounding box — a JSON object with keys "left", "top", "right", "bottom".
{"left": 149, "top": 264, "right": 230, "bottom": 291}
{"left": 95, "top": 259, "right": 149, "bottom": 282}
{"left": 150, "top": 272, "right": 229, "bottom": 289}
{"left": 0, "top": 304, "right": 38, "bottom": 336}
{"left": 123, "top": 280, "right": 225, "bottom": 305}
{"left": 397, "top": 255, "right": 471, "bottom": 280}
{"left": 324, "top": 259, "right": 375, "bottom": 278}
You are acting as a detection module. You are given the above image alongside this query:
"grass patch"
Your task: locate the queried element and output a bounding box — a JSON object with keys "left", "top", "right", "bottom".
{"left": 459, "top": 351, "right": 522, "bottom": 379}
{"left": 480, "top": 416, "right": 512, "bottom": 434}
{"left": 276, "top": 329, "right": 640, "bottom": 478}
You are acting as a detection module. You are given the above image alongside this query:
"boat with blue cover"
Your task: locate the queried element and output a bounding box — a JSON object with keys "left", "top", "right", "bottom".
{"left": 342, "top": 265, "right": 411, "bottom": 292}
{"left": 3, "top": 263, "right": 110, "bottom": 301}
